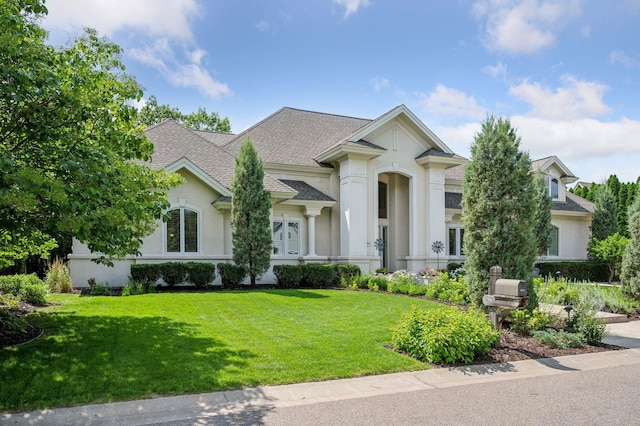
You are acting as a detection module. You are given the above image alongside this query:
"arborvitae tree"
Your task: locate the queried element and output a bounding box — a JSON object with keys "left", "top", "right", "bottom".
{"left": 462, "top": 116, "right": 538, "bottom": 307}
{"left": 533, "top": 173, "right": 553, "bottom": 256}
{"left": 607, "top": 175, "right": 621, "bottom": 199}
{"left": 621, "top": 195, "right": 640, "bottom": 299}
{"left": 230, "top": 138, "right": 272, "bottom": 286}
{"left": 590, "top": 185, "right": 618, "bottom": 242}
{"left": 617, "top": 184, "right": 629, "bottom": 237}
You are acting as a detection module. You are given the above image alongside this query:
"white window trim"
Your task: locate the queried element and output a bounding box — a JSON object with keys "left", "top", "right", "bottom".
{"left": 272, "top": 218, "right": 301, "bottom": 257}
{"left": 163, "top": 203, "right": 202, "bottom": 255}
{"left": 547, "top": 225, "right": 560, "bottom": 257}
{"left": 447, "top": 226, "right": 464, "bottom": 258}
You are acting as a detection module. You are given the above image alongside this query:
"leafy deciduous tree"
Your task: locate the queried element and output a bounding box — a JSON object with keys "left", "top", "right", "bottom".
{"left": 230, "top": 138, "right": 272, "bottom": 286}
{"left": 591, "top": 233, "right": 628, "bottom": 284}
{"left": 0, "top": 0, "right": 181, "bottom": 267}
{"left": 138, "top": 95, "right": 231, "bottom": 133}
{"left": 462, "top": 116, "right": 538, "bottom": 307}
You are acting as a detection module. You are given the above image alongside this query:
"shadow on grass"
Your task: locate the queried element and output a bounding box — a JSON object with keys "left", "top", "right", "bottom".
{"left": 257, "top": 289, "right": 329, "bottom": 299}
{"left": 0, "top": 312, "right": 257, "bottom": 413}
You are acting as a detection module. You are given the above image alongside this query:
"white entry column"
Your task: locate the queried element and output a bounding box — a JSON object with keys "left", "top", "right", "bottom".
{"left": 339, "top": 157, "right": 368, "bottom": 257}
{"left": 304, "top": 206, "right": 322, "bottom": 257}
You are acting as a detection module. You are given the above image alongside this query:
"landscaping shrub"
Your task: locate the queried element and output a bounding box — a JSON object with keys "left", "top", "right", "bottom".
{"left": 334, "top": 264, "right": 361, "bottom": 287}
{"left": 161, "top": 263, "right": 188, "bottom": 286}
{"left": 568, "top": 313, "right": 607, "bottom": 345}
{"left": 369, "top": 275, "right": 388, "bottom": 291}
{"left": 186, "top": 262, "right": 216, "bottom": 288}
{"left": 88, "top": 280, "right": 112, "bottom": 296}
{"left": 273, "top": 265, "right": 302, "bottom": 288}
{"left": 407, "top": 282, "right": 427, "bottom": 296}
{"left": 424, "top": 273, "right": 470, "bottom": 305}
{"left": 130, "top": 264, "right": 162, "bottom": 284}
{"left": 509, "top": 308, "right": 552, "bottom": 336}
{"left": 532, "top": 329, "right": 584, "bottom": 349}
{"left": 217, "top": 263, "right": 248, "bottom": 289}
{"left": 387, "top": 275, "right": 411, "bottom": 294}
{"left": 45, "top": 259, "right": 73, "bottom": 293}
{"left": 536, "top": 261, "right": 609, "bottom": 282}
{"left": 348, "top": 274, "right": 370, "bottom": 290}
{"left": 301, "top": 264, "right": 335, "bottom": 288}
{"left": 0, "top": 307, "right": 31, "bottom": 344}
{"left": 392, "top": 305, "right": 499, "bottom": 364}
{"left": 0, "top": 274, "right": 48, "bottom": 306}
{"left": 122, "top": 282, "right": 147, "bottom": 296}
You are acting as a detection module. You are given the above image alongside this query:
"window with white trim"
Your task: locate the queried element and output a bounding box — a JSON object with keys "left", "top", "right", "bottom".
{"left": 448, "top": 227, "right": 464, "bottom": 257}
{"left": 550, "top": 178, "right": 559, "bottom": 199}
{"left": 272, "top": 220, "right": 300, "bottom": 256}
{"left": 166, "top": 208, "right": 198, "bottom": 253}
{"left": 547, "top": 226, "right": 559, "bottom": 256}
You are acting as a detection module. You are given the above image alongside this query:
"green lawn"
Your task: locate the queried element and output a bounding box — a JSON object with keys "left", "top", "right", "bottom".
{"left": 1, "top": 290, "right": 440, "bottom": 412}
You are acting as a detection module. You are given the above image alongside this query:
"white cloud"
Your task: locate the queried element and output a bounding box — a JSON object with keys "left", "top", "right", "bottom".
{"left": 483, "top": 61, "right": 508, "bottom": 79}
{"left": 43, "top": 0, "right": 200, "bottom": 40}
{"left": 370, "top": 75, "right": 390, "bottom": 92}
{"left": 416, "top": 85, "right": 486, "bottom": 120}
{"left": 130, "top": 40, "right": 231, "bottom": 99}
{"left": 509, "top": 75, "right": 609, "bottom": 120}
{"left": 472, "top": 0, "right": 582, "bottom": 54}
{"left": 333, "top": 0, "right": 371, "bottom": 19}
{"left": 610, "top": 50, "right": 640, "bottom": 68}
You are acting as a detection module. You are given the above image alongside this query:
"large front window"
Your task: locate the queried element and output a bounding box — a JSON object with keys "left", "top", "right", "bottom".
{"left": 273, "top": 220, "right": 300, "bottom": 256}
{"left": 547, "top": 226, "right": 559, "bottom": 256}
{"left": 448, "top": 227, "right": 464, "bottom": 257}
{"left": 166, "top": 208, "right": 198, "bottom": 253}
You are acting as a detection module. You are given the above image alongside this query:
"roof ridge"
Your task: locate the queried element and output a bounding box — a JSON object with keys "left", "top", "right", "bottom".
{"left": 144, "top": 118, "right": 180, "bottom": 132}
{"left": 280, "top": 106, "right": 373, "bottom": 122}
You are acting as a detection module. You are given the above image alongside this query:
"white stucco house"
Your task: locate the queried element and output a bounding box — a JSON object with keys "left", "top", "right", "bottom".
{"left": 69, "top": 105, "right": 594, "bottom": 287}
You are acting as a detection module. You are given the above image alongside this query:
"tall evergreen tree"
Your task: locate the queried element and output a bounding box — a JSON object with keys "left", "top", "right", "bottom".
{"left": 621, "top": 195, "right": 640, "bottom": 299}
{"left": 533, "top": 173, "right": 553, "bottom": 256}
{"left": 230, "top": 138, "right": 272, "bottom": 286}
{"left": 590, "top": 185, "right": 618, "bottom": 242}
{"left": 462, "top": 116, "right": 538, "bottom": 307}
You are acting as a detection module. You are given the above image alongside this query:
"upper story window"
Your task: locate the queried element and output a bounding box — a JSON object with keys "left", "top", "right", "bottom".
{"left": 378, "top": 181, "right": 388, "bottom": 219}
{"left": 273, "top": 220, "right": 300, "bottom": 256}
{"left": 550, "top": 178, "right": 559, "bottom": 199}
{"left": 166, "top": 208, "right": 198, "bottom": 253}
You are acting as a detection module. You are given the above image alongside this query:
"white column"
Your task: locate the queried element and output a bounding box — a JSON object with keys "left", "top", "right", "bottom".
{"left": 306, "top": 214, "right": 317, "bottom": 256}
{"left": 339, "top": 157, "right": 368, "bottom": 257}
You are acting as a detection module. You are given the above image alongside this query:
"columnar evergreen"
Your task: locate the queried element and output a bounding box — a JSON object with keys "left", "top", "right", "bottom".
{"left": 462, "top": 116, "right": 538, "bottom": 307}
{"left": 621, "top": 196, "right": 640, "bottom": 299}
{"left": 533, "top": 173, "right": 553, "bottom": 256}
{"left": 590, "top": 185, "right": 618, "bottom": 242}
{"left": 230, "top": 138, "right": 272, "bottom": 286}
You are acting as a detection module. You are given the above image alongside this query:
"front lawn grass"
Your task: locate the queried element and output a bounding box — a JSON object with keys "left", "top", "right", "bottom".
{"left": 1, "top": 290, "right": 440, "bottom": 412}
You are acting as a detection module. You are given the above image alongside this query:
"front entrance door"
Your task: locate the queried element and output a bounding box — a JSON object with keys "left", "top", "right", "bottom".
{"left": 379, "top": 225, "right": 388, "bottom": 270}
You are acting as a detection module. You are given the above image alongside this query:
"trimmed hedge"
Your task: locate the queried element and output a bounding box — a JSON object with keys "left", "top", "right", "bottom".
{"left": 0, "top": 274, "right": 48, "bottom": 306}
{"left": 536, "top": 261, "right": 609, "bottom": 282}
{"left": 301, "top": 264, "right": 336, "bottom": 288}
{"left": 186, "top": 262, "right": 216, "bottom": 289}
{"left": 273, "top": 265, "right": 302, "bottom": 288}
{"left": 217, "top": 263, "right": 248, "bottom": 289}
{"left": 130, "top": 262, "right": 216, "bottom": 288}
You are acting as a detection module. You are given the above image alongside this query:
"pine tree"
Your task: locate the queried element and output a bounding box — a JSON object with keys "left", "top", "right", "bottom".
{"left": 230, "top": 138, "right": 273, "bottom": 286}
{"left": 462, "top": 116, "right": 538, "bottom": 307}
{"left": 533, "top": 173, "right": 553, "bottom": 256}
{"left": 621, "top": 195, "right": 640, "bottom": 299}
{"left": 590, "top": 185, "right": 618, "bottom": 242}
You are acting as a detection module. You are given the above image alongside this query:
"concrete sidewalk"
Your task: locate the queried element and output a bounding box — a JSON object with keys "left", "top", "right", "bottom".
{"left": 3, "top": 321, "right": 640, "bottom": 426}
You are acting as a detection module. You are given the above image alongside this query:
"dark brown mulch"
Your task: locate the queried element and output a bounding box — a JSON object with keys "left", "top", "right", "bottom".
{"left": 463, "top": 328, "right": 623, "bottom": 367}
{"left": 0, "top": 304, "right": 43, "bottom": 349}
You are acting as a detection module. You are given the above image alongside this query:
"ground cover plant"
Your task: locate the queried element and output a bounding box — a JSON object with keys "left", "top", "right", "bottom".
{"left": 0, "top": 290, "right": 440, "bottom": 412}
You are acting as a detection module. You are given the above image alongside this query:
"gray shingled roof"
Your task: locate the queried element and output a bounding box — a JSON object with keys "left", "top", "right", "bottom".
{"left": 280, "top": 180, "right": 335, "bottom": 202}
{"left": 145, "top": 120, "right": 295, "bottom": 194}
{"left": 444, "top": 164, "right": 466, "bottom": 182}
{"left": 222, "top": 107, "right": 372, "bottom": 167}
{"left": 193, "top": 130, "right": 236, "bottom": 146}
{"left": 416, "top": 148, "right": 457, "bottom": 159}
{"left": 444, "top": 191, "right": 594, "bottom": 213}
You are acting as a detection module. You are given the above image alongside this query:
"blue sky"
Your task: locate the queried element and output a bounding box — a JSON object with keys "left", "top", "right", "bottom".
{"left": 43, "top": 0, "right": 640, "bottom": 184}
